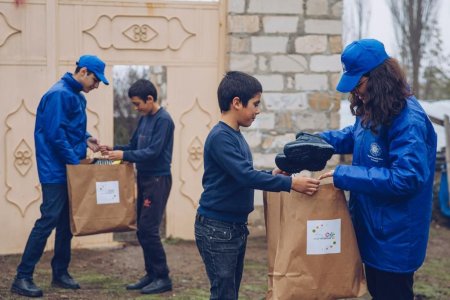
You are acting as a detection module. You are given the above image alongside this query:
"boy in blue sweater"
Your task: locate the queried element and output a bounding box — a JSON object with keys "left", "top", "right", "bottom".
{"left": 100, "top": 79, "right": 174, "bottom": 295}
{"left": 195, "top": 71, "right": 320, "bottom": 300}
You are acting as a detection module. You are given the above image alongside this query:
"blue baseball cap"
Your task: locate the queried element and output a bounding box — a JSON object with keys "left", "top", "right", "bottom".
{"left": 336, "top": 39, "right": 389, "bottom": 93}
{"left": 76, "top": 55, "right": 109, "bottom": 85}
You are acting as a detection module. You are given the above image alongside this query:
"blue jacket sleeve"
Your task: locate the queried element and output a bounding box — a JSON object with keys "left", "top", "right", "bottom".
{"left": 210, "top": 132, "right": 291, "bottom": 192}
{"left": 43, "top": 93, "right": 80, "bottom": 164}
{"left": 320, "top": 124, "right": 355, "bottom": 155}
{"left": 122, "top": 118, "right": 173, "bottom": 162}
{"left": 334, "top": 118, "right": 431, "bottom": 197}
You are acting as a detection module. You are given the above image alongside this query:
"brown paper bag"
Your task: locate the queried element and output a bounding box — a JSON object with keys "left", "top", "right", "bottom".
{"left": 67, "top": 160, "right": 137, "bottom": 236}
{"left": 264, "top": 183, "right": 367, "bottom": 300}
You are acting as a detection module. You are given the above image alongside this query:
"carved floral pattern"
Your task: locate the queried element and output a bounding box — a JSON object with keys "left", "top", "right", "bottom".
{"left": 83, "top": 15, "right": 195, "bottom": 50}
{"left": 179, "top": 99, "right": 212, "bottom": 208}
{"left": 188, "top": 137, "right": 203, "bottom": 171}
{"left": 14, "top": 140, "right": 33, "bottom": 176}
{"left": 123, "top": 24, "right": 157, "bottom": 42}
{"left": 5, "top": 100, "right": 40, "bottom": 216}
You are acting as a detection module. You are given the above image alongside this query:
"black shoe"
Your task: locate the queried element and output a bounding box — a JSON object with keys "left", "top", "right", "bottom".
{"left": 275, "top": 153, "right": 304, "bottom": 174}
{"left": 51, "top": 273, "right": 80, "bottom": 289}
{"left": 141, "top": 277, "right": 172, "bottom": 294}
{"left": 11, "top": 277, "right": 43, "bottom": 298}
{"left": 126, "top": 274, "right": 153, "bottom": 290}
{"left": 284, "top": 132, "right": 335, "bottom": 171}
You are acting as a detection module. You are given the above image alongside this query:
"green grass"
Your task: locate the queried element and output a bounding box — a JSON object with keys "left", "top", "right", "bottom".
{"left": 415, "top": 257, "right": 450, "bottom": 299}
{"left": 163, "top": 237, "right": 185, "bottom": 245}
{"left": 244, "top": 260, "right": 266, "bottom": 271}
{"left": 241, "top": 283, "right": 266, "bottom": 293}
{"left": 134, "top": 287, "right": 209, "bottom": 299}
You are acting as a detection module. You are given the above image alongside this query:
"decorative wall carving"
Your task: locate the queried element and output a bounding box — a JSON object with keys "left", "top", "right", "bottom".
{"left": 123, "top": 24, "right": 157, "bottom": 43}
{"left": 0, "top": 12, "right": 21, "bottom": 47}
{"left": 5, "top": 100, "right": 40, "bottom": 217}
{"left": 188, "top": 137, "right": 203, "bottom": 171}
{"left": 179, "top": 99, "right": 212, "bottom": 208}
{"left": 14, "top": 140, "right": 33, "bottom": 176}
{"left": 83, "top": 15, "right": 195, "bottom": 50}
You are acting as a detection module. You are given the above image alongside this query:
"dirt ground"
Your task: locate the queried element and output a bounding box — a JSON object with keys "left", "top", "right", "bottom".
{"left": 1, "top": 221, "right": 449, "bottom": 300}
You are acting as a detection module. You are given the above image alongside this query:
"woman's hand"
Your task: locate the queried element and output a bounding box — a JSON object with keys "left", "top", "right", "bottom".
{"left": 317, "top": 170, "right": 334, "bottom": 180}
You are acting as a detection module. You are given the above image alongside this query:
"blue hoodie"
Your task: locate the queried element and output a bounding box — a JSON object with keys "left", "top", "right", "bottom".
{"left": 321, "top": 96, "right": 437, "bottom": 273}
{"left": 34, "top": 73, "right": 90, "bottom": 183}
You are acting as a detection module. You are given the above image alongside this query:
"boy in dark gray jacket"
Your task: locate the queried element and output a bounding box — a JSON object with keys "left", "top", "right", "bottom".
{"left": 101, "top": 79, "right": 174, "bottom": 295}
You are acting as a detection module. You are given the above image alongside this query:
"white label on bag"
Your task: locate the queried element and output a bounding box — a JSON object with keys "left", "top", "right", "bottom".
{"left": 96, "top": 181, "right": 120, "bottom": 204}
{"left": 306, "top": 219, "right": 341, "bottom": 255}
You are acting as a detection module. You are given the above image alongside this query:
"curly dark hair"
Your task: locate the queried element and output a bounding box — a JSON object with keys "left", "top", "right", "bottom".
{"left": 349, "top": 58, "right": 412, "bottom": 133}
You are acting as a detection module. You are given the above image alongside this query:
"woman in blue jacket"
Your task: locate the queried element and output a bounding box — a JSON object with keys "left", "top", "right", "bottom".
{"left": 318, "top": 39, "right": 437, "bottom": 300}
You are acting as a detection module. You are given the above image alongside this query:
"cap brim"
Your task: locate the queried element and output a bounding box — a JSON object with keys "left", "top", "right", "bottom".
{"left": 336, "top": 73, "right": 362, "bottom": 93}
{"left": 95, "top": 72, "right": 109, "bottom": 85}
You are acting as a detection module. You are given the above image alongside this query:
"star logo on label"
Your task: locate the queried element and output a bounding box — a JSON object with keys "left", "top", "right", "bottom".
{"left": 143, "top": 198, "right": 152, "bottom": 207}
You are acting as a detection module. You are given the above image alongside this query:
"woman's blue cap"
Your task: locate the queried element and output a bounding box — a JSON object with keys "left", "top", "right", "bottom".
{"left": 76, "top": 55, "right": 109, "bottom": 85}
{"left": 336, "top": 39, "right": 389, "bottom": 93}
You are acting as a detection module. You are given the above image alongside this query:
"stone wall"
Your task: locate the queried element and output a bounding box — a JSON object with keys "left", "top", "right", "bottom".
{"left": 228, "top": 0, "right": 343, "bottom": 169}
{"left": 227, "top": 0, "right": 344, "bottom": 233}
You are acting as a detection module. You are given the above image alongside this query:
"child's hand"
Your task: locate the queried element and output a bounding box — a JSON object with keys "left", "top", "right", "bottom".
{"left": 106, "top": 150, "right": 124, "bottom": 160}
{"left": 317, "top": 170, "right": 334, "bottom": 180}
{"left": 99, "top": 145, "right": 113, "bottom": 156}
{"left": 291, "top": 176, "right": 320, "bottom": 195}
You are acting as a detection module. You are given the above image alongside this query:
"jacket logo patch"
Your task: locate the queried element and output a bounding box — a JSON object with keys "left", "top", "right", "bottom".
{"left": 143, "top": 198, "right": 152, "bottom": 207}
{"left": 368, "top": 142, "right": 383, "bottom": 163}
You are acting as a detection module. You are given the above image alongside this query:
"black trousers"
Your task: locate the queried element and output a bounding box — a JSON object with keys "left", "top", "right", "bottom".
{"left": 136, "top": 174, "right": 172, "bottom": 280}
{"left": 365, "top": 265, "right": 414, "bottom": 300}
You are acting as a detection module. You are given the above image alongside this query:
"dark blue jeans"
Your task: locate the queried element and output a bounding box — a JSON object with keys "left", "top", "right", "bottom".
{"left": 365, "top": 265, "right": 414, "bottom": 300}
{"left": 136, "top": 174, "right": 172, "bottom": 280}
{"left": 195, "top": 214, "right": 249, "bottom": 300}
{"left": 16, "top": 184, "right": 72, "bottom": 279}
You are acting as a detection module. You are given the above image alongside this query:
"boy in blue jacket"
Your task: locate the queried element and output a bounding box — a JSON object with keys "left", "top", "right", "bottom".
{"left": 318, "top": 39, "right": 437, "bottom": 300}
{"left": 101, "top": 79, "right": 174, "bottom": 295}
{"left": 195, "top": 71, "right": 320, "bottom": 300}
{"left": 12, "top": 55, "right": 109, "bottom": 298}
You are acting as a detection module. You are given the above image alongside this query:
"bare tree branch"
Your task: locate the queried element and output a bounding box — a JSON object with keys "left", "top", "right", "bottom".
{"left": 343, "top": 0, "right": 371, "bottom": 45}
{"left": 386, "top": 0, "right": 440, "bottom": 98}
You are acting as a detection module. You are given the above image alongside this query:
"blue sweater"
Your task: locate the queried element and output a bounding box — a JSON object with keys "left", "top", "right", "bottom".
{"left": 115, "top": 108, "right": 174, "bottom": 176}
{"left": 198, "top": 121, "right": 292, "bottom": 223}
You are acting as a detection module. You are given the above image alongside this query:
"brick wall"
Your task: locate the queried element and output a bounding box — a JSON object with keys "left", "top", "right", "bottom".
{"left": 227, "top": 0, "right": 344, "bottom": 232}
{"left": 227, "top": 0, "right": 343, "bottom": 170}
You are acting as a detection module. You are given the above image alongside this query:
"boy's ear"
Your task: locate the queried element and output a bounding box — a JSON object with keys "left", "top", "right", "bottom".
{"left": 80, "top": 67, "right": 88, "bottom": 76}
{"left": 231, "top": 96, "right": 242, "bottom": 109}
{"left": 146, "top": 95, "right": 154, "bottom": 103}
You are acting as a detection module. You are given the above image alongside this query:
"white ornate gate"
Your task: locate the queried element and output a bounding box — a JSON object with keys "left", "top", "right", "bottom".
{"left": 0, "top": 0, "right": 225, "bottom": 254}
